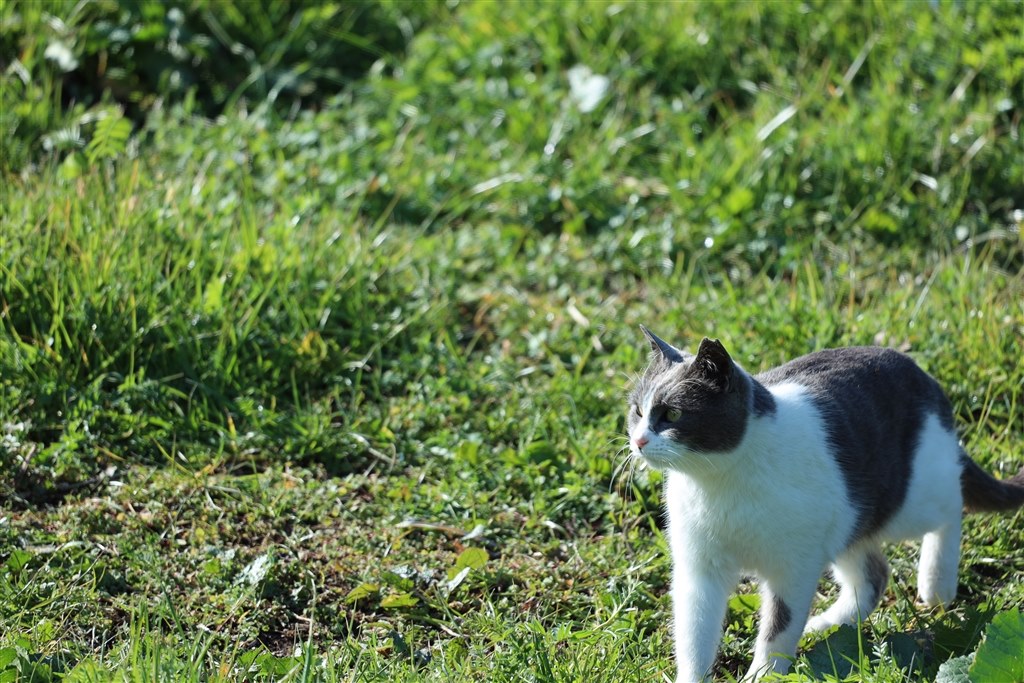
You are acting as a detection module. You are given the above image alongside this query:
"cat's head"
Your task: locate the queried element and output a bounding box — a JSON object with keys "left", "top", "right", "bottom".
{"left": 627, "top": 327, "right": 752, "bottom": 472}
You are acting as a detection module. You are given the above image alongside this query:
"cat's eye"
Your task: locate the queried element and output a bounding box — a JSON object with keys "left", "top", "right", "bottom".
{"left": 665, "top": 408, "right": 683, "bottom": 422}
{"left": 633, "top": 404, "right": 643, "bottom": 418}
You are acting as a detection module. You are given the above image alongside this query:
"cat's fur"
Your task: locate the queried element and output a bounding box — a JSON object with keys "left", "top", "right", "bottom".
{"left": 626, "top": 328, "right": 1024, "bottom": 683}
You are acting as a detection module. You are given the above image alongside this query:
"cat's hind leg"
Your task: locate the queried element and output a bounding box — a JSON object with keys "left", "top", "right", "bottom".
{"left": 804, "top": 544, "right": 889, "bottom": 634}
{"left": 904, "top": 420, "right": 963, "bottom": 607}
{"left": 918, "top": 521, "right": 961, "bottom": 607}
{"left": 745, "top": 570, "right": 820, "bottom": 681}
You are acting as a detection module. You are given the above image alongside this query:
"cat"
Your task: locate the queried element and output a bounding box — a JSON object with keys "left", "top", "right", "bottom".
{"left": 625, "top": 327, "right": 1024, "bottom": 683}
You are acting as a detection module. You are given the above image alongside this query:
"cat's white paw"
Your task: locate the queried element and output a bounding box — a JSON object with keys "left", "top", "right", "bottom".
{"left": 918, "top": 583, "right": 957, "bottom": 608}
{"left": 803, "top": 614, "right": 832, "bottom": 634}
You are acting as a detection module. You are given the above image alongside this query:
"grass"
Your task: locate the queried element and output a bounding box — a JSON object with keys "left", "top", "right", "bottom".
{"left": 2, "top": 1, "right": 1023, "bottom": 681}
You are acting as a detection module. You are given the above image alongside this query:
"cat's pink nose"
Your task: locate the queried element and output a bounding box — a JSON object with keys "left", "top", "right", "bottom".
{"left": 634, "top": 436, "right": 649, "bottom": 449}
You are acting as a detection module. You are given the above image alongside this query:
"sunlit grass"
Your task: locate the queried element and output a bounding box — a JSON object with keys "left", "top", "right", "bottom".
{"left": 2, "top": 1, "right": 1022, "bottom": 681}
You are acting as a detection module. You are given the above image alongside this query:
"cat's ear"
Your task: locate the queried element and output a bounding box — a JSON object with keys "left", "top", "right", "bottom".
{"left": 694, "top": 337, "right": 734, "bottom": 390}
{"left": 640, "top": 325, "right": 686, "bottom": 364}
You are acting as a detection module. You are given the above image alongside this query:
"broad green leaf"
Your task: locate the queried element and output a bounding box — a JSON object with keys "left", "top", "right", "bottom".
{"left": 447, "top": 547, "right": 488, "bottom": 581}
{"left": 4, "top": 550, "right": 32, "bottom": 572}
{"left": 0, "top": 651, "right": 16, "bottom": 679}
{"left": 727, "top": 593, "right": 759, "bottom": 630}
{"left": 380, "top": 591, "right": 418, "bottom": 609}
{"left": 728, "top": 593, "right": 760, "bottom": 614}
{"left": 935, "top": 654, "right": 973, "bottom": 683}
{"left": 970, "top": 608, "right": 1024, "bottom": 683}
{"left": 344, "top": 582, "right": 379, "bottom": 604}
{"left": 454, "top": 547, "right": 488, "bottom": 572}
{"left": 804, "top": 624, "right": 863, "bottom": 680}
{"left": 881, "top": 632, "right": 925, "bottom": 675}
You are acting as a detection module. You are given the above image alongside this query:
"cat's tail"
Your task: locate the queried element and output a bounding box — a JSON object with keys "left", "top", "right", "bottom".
{"left": 960, "top": 451, "right": 1024, "bottom": 513}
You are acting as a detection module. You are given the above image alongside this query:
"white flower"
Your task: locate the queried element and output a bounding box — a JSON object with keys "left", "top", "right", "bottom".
{"left": 44, "top": 40, "right": 79, "bottom": 72}
{"left": 567, "top": 64, "right": 610, "bottom": 114}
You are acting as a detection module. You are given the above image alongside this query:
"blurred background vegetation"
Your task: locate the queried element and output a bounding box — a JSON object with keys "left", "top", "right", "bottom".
{"left": 3, "top": 0, "right": 1023, "bottom": 496}
{"left": 2, "top": 0, "right": 439, "bottom": 164}
{"left": 4, "top": 1, "right": 1022, "bottom": 237}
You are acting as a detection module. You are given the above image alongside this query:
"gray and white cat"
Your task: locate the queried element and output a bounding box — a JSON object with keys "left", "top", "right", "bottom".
{"left": 626, "top": 327, "right": 1024, "bottom": 683}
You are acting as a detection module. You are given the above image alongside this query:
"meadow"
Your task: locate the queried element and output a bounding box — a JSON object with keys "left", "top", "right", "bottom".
{"left": 1, "top": 1, "right": 1022, "bottom": 681}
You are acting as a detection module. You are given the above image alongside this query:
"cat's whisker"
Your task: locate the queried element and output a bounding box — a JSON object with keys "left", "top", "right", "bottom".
{"left": 618, "top": 370, "right": 644, "bottom": 386}
{"left": 626, "top": 452, "right": 646, "bottom": 494}
{"left": 610, "top": 448, "right": 632, "bottom": 493}
{"left": 613, "top": 447, "right": 645, "bottom": 498}
{"left": 617, "top": 453, "right": 634, "bottom": 495}
{"left": 618, "top": 456, "right": 634, "bottom": 493}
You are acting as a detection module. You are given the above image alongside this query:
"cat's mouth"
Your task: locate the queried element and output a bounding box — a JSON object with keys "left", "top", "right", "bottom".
{"left": 635, "top": 446, "right": 673, "bottom": 471}
{"left": 634, "top": 441, "right": 707, "bottom": 473}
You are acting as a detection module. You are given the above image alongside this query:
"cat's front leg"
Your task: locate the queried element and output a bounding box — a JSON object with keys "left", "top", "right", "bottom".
{"left": 672, "top": 563, "right": 737, "bottom": 683}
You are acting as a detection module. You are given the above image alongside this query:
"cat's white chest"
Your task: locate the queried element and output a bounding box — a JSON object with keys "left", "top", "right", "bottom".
{"left": 665, "top": 384, "right": 857, "bottom": 574}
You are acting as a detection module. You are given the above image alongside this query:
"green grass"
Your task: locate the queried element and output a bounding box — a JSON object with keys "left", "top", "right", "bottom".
{"left": 2, "top": 1, "right": 1023, "bottom": 681}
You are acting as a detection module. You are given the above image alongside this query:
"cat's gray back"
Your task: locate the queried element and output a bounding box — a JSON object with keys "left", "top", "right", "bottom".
{"left": 757, "top": 346, "right": 955, "bottom": 541}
